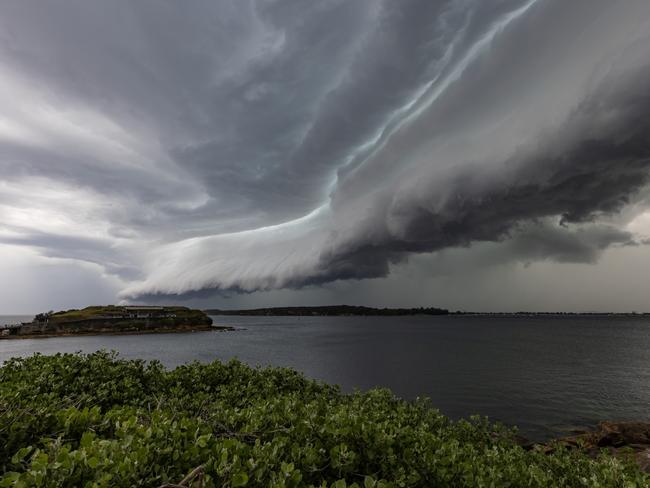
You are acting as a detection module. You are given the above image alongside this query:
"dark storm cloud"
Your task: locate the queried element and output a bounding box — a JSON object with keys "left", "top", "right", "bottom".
{"left": 399, "top": 221, "right": 639, "bottom": 279}
{"left": 303, "top": 65, "right": 650, "bottom": 285}
{"left": 0, "top": 0, "right": 649, "bottom": 300}
{"left": 0, "top": 0, "right": 386, "bottom": 235}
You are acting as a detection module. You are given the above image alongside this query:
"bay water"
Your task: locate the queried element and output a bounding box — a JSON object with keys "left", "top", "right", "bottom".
{"left": 1, "top": 314, "right": 649, "bottom": 440}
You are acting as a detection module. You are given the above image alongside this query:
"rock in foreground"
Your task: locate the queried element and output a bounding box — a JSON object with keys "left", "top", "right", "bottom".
{"left": 539, "top": 421, "right": 650, "bottom": 473}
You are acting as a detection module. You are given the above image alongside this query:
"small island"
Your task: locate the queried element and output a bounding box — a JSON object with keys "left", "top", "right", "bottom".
{"left": 0, "top": 305, "right": 231, "bottom": 339}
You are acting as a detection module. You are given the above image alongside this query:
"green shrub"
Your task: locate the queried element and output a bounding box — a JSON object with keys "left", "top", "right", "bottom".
{"left": 0, "top": 352, "right": 646, "bottom": 487}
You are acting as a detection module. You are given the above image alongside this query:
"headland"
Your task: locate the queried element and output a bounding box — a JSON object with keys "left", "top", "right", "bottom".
{"left": 0, "top": 305, "right": 231, "bottom": 339}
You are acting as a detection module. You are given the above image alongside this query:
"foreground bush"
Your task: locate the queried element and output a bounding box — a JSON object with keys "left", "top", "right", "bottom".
{"left": 0, "top": 352, "right": 646, "bottom": 487}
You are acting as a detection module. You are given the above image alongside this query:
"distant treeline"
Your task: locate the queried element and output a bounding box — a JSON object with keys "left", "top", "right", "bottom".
{"left": 204, "top": 305, "right": 449, "bottom": 316}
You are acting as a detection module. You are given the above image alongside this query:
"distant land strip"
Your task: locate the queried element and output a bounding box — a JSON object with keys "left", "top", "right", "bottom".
{"left": 204, "top": 305, "right": 449, "bottom": 316}
{"left": 204, "top": 306, "right": 650, "bottom": 317}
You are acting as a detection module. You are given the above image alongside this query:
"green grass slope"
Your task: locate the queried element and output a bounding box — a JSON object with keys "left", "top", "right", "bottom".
{"left": 48, "top": 306, "right": 209, "bottom": 324}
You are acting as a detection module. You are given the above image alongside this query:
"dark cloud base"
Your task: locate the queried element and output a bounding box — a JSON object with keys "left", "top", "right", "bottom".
{"left": 249, "top": 70, "right": 650, "bottom": 291}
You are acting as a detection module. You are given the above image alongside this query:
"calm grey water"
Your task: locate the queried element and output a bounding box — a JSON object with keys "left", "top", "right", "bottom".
{"left": 1, "top": 314, "right": 649, "bottom": 440}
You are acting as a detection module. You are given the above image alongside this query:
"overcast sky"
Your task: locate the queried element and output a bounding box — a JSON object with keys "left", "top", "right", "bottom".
{"left": 1, "top": 0, "right": 650, "bottom": 314}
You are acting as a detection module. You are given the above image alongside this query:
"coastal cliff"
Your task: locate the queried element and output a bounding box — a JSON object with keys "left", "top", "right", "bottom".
{"left": 0, "top": 305, "right": 222, "bottom": 339}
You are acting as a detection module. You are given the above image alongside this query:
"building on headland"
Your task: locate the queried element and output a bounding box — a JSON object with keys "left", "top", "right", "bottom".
{"left": 122, "top": 306, "right": 176, "bottom": 319}
{"left": 0, "top": 320, "right": 40, "bottom": 335}
{"left": 0, "top": 326, "right": 16, "bottom": 337}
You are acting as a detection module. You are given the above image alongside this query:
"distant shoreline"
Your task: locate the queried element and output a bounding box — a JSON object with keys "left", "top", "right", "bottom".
{"left": 204, "top": 305, "right": 449, "bottom": 316}
{"left": 454, "top": 312, "right": 650, "bottom": 317}
{"left": 204, "top": 305, "right": 650, "bottom": 317}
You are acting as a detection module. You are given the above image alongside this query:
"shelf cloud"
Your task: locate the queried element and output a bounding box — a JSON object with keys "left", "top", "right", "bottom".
{"left": 1, "top": 0, "right": 650, "bottom": 304}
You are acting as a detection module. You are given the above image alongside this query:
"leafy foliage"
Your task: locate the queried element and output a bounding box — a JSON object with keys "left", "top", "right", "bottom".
{"left": 0, "top": 352, "right": 646, "bottom": 487}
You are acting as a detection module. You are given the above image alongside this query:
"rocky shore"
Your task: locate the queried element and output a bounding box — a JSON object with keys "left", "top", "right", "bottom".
{"left": 0, "top": 324, "right": 236, "bottom": 340}
{"left": 519, "top": 422, "right": 650, "bottom": 472}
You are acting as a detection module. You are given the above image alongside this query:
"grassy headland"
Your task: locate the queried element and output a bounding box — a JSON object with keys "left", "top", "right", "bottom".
{"left": 48, "top": 305, "right": 212, "bottom": 326}
{"left": 1, "top": 306, "right": 225, "bottom": 339}
{"left": 0, "top": 352, "right": 646, "bottom": 487}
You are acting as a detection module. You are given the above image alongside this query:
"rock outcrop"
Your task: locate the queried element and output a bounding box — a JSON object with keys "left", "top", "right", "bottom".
{"left": 529, "top": 422, "right": 650, "bottom": 473}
